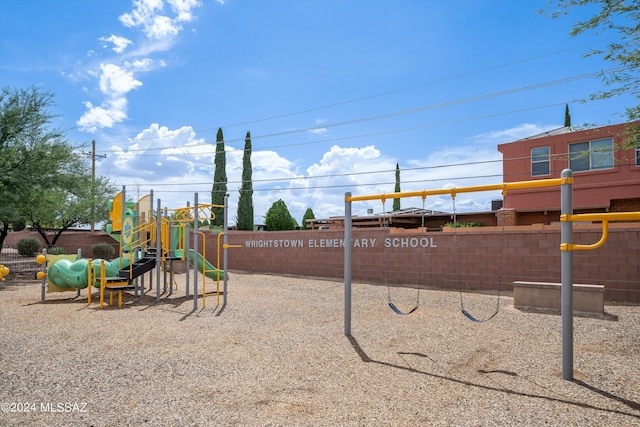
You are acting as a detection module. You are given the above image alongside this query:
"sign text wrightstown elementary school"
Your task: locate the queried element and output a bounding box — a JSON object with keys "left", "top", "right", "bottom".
{"left": 243, "top": 237, "right": 437, "bottom": 249}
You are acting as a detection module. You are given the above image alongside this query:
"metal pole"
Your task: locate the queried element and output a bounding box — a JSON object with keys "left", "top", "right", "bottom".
{"left": 90, "top": 140, "right": 96, "bottom": 234}
{"left": 82, "top": 140, "right": 105, "bottom": 234}
{"left": 156, "top": 198, "right": 161, "bottom": 303}
{"left": 193, "top": 193, "right": 199, "bottom": 310}
{"left": 344, "top": 192, "right": 352, "bottom": 336}
{"left": 148, "top": 190, "right": 154, "bottom": 292}
{"left": 121, "top": 185, "right": 126, "bottom": 270}
{"left": 133, "top": 201, "right": 139, "bottom": 297}
{"left": 561, "top": 169, "right": 574, "bottom": 380}
{"left": 223, "top": 194, "right": 229, "bottom": 306}
{"left": 185, "top": 201, "right": 191, "bottom": 298}
{"left": 163, "top": 208, "right": 168, "bottom": 294}
{"left": 138, "top": 210, "right": 145, "bottom": 298}
{"left": 40, "top": 248, "right": 47, "bottom": 302}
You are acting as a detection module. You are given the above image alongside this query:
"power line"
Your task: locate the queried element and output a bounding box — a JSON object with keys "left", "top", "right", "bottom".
{"left": 96, "top": 63, "right": 622, "bottom": 156}
{"left": 92, "top": 67, "right": 628, "bottom": 153}
{"left": 114, "top": 154, "right": 639, "bottom": 195}
{"left": 104, "top": 101, "right": 570, "bottom": 157}
{"left": 99, "top": 38, "right": 616, "bottom": 145}
{"left": 100, "top": 63, "right": 610, "bottom": 154}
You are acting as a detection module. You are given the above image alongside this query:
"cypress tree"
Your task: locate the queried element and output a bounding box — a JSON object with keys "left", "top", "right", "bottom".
{"left": 564, "top": 104, "right": 571, "bottom": 127}
{"left": 237, "top": 131, "right": 254, "bottom": 230}
{"left": 211, "top": 128, "right": 227, "bottom": 227}
{"left": 393, "top": 163, "right": 401, "bottom": 211}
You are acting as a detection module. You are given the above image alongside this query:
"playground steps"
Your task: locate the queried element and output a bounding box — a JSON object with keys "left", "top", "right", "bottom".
{"left": 92, "top": 276, "right": 136, "bottom": 309}
{"left": 119, "top": 257, "right": 156, "bottom": 280}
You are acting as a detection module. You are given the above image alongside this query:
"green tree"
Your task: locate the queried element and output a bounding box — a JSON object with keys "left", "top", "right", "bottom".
{"left": 564, "top": 104, "right": 571, "bottom": 127}
{"left": 0, "top": 86, "right": 113, "bottom": 251}
{"left": 544, "top": 1, "right": 639, "bottom": 140}
{"left": 211, "top": 127, "right": 227, "bottom": 227}
{"left": 265, "top": 199, "right": 296, "bottom": 231}
{"left": 301, "top": 207, "right": 315, "bottom": 229}
{"left": 25, "top": 172, "right": 113, "bottom": 247}
{"left": 393, "top": 163, "right": 401, "bottom": 211}
{"left": 237, "top": 131, "right": 254, "bottom": 230}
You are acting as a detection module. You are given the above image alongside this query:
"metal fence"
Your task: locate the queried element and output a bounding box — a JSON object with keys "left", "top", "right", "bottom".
{"left": 0, "top": 243, "right": 119, "bottom": 276}
{"left": 0, "top": 245, "right": 40, "bottom": 276}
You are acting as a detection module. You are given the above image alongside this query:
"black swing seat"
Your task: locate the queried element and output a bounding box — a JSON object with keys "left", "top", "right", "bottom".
{"left": 389, "top": 302, "right": 419, "bottom": 316}
{"left": 461, "top": 307, "right": 499, "bottom": 323}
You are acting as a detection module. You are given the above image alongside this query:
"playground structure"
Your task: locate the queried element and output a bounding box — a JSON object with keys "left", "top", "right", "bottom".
{"left": 37, "top": 188, "right": 236, "bottom": 310}
{"left": 343, "top": 169, "right": 640, "bottom": 381}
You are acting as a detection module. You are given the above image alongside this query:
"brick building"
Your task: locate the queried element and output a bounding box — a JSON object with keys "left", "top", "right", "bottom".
{"left": 498, "top": 121, "right": 640, "bottom": 225}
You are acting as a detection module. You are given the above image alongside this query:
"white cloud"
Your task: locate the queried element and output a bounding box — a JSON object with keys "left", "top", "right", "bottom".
{"left": 308, "top": 128, "right": 327, "bottom": 135}
{"left": 77, "top": 0, "right": 206, "bottom": 133}
{"left": 99, "top": 63, "right": 143, "bottom": 96}
{"left": 77, "top": 63, "right": 142, "bottom": 131}
{"left": 125, "top": 58, "right": 156, "bottom": 71}
{"left": 308, "top": 118, "right": 328, "bottom": 135}
{"left": 307, "top": 145, "right": 387, "bottom": 176}
{"left": 77, "top": 98, "right": 128, "bottom": 132}
{"left": 119, "top": 0, "right": 201, "bottom": 41}
{"left": 98, "top": 123, "right": 303, "bottom": 225}
{"left": 474, "top": 123, "right": 559, "bottom": 144}
{"left": 97, "top": 121, "right": 557, "bottom": 225}
{"left": 100, "top": 35, "right": 133, "bottom": 53}
{"left": 168, "top": 0, "right": 202, "bottom": 22}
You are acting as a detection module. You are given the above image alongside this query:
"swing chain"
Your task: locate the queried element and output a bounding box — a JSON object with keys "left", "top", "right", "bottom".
{"left": 452, "top": 192, "right": 502, "bottom": 322}
{"left": 384, "top": 198, "right": 420, "bottom": 315}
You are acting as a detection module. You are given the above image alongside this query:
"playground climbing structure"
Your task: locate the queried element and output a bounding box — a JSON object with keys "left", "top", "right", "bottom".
{"left": 37, "top": 188, "right": 234, "bottom": 310}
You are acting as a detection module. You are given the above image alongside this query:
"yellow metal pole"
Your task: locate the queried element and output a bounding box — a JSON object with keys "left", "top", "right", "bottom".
{"left": 562, "top": 212, "right": 640, "bottom": 222}
{"left": 345, "top": 177, "right": 565, "bottom": 203}
{"left": 87, "top": 259, "right": 92, "bottom": 305}
{"left": 99, "top": 260, "right": 106, "bottom": 309}
{"left": 199, "top": 231, "right": 207, "bottom": 308}
{"left": 559, "top": 211, "right": 640, "bottom": 251}
{"left": 217, "top": 232, "right": 224, "bottom": 307}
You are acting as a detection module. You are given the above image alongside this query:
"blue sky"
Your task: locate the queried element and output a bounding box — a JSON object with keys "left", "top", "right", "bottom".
{"left": 0, "top": 0, "right": 634, "bottom": 225}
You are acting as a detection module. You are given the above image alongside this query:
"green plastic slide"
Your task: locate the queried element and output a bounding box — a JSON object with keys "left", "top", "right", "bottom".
{"left": 175, "top": 249, "right": 225, "bottom": 280}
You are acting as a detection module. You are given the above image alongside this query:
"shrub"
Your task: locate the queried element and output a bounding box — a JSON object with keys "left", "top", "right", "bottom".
{"left": 17, "top": 238, "right": 41, "bottom": 257}
{"left": 91, "top": 242, "right": 115, "bottom": 260}
{"left": 444, "top": 222, "right": 485, "bottom": 228}
{"left": 47, "top": 247, "right": 67, "bottom": 255}
{"left": 301, "top": 208, "right": 315, "bottom": 230}
{"left": 12, "top": 218, "right": 26, "bottom": 232}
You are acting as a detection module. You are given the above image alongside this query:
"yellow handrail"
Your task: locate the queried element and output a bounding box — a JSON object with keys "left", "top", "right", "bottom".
{"left": 560, "top": 212, "right": 640, "bottom": 251}
{"left": 345, "top": 177, "right": 568, "bottom": 203}
{"left": 561, "top": 212, "right": 640, "bottom": 223}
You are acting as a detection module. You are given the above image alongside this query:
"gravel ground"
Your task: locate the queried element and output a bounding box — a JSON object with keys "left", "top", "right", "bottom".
{"left": 0, "top": 272, "right": 639, "bottom": 426}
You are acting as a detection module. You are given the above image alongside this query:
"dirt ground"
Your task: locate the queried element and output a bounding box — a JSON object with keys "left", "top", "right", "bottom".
{"left": 1, "top": 272, "right": 639, "bottom": 426}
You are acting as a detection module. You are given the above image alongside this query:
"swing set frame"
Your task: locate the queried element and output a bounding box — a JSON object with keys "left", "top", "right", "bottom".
{"left": 343, "top": 169, "right": 640, "bottom": 380}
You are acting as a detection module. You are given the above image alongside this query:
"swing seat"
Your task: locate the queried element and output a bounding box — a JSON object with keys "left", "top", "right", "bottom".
{"left": 389, "top": 302, "right": 419, "bottom": 316}
{"left": 461, "top": 308, "right": 498, "bottom": 323}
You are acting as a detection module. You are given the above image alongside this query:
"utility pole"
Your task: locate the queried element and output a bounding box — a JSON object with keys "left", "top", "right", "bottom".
{"left": 82, "top": 140, "right": 107, "bottom": 234}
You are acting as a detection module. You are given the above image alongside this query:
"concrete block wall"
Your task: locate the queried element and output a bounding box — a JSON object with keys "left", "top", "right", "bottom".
{"left": 4, "top": 230, "right": 118, "bottom": 258}
{"left": 202, "top": 225, "right": 640, "bottom": 302}
{"left": 5, "top": 224, "right": 638, "bottom": 302}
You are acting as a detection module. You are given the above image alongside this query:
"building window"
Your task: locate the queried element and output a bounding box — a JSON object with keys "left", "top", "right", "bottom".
{"left": 531, "top": 146, "right": 550, "bottom": 176}
{"left": 569, "top": 138, "right": 613, "bottom": 172}
{"left": 636, "top": 136, "right": 639, "bottom": 166}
